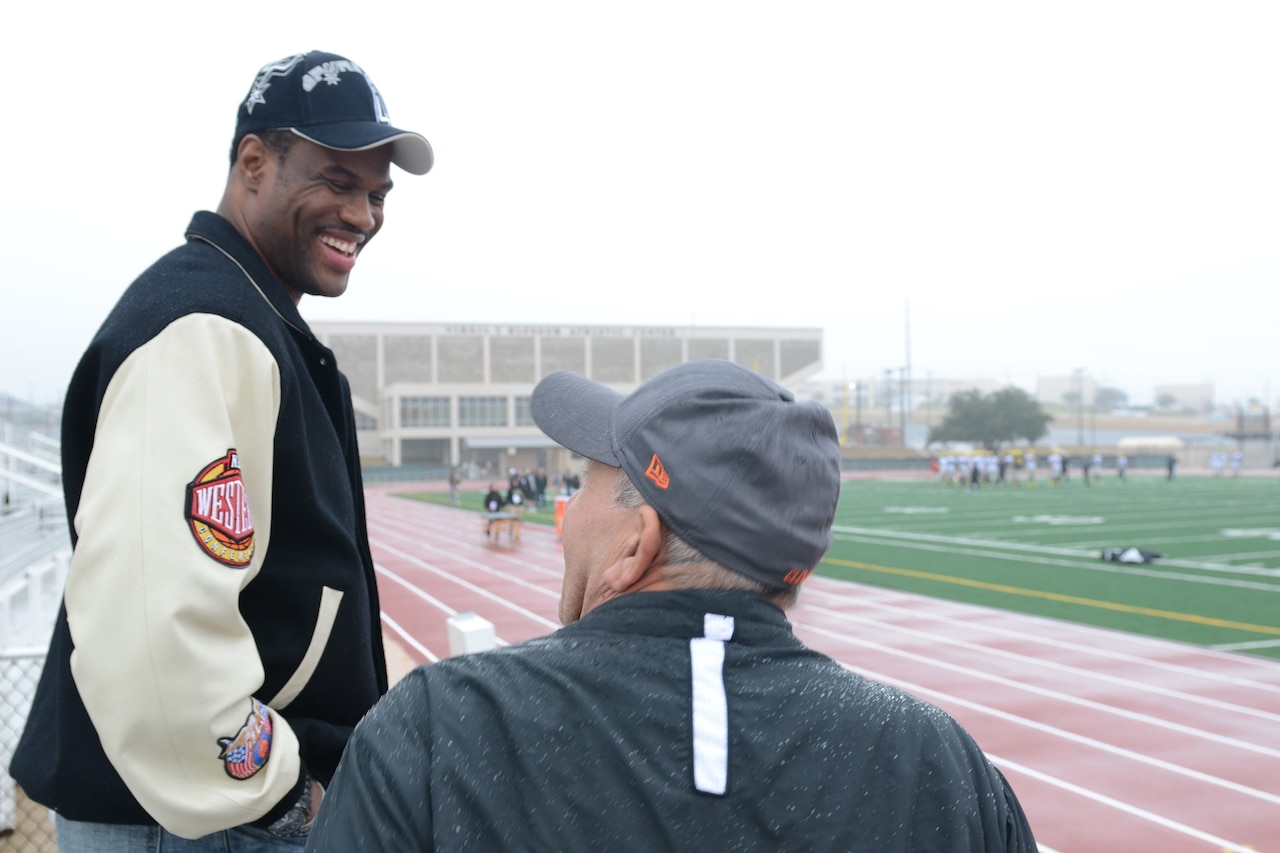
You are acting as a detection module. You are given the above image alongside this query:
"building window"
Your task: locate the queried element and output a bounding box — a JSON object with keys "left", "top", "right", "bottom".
{"left": 514, "top": 396, "right": 534, "bottom": 427}
{"left": 459, "top": 396, "right": 508, "bottom": 427}
{"left": 401, "top": 396, "right": 451, "bottom": 428}
{"left": 354, "top": 411, "right": 378, "bottom": 431}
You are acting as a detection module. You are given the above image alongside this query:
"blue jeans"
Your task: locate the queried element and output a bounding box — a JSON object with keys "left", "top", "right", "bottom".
{"left": 55, "top": 814, "right": 307, "bottom": 852}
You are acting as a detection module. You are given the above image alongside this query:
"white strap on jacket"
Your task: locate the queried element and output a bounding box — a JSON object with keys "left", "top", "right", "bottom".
{"left": 690, "top": 613, "right": 735, "bottom": 795}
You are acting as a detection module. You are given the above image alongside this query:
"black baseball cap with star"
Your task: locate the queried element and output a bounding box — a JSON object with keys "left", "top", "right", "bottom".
{"left": 233, "top": 51, "right": 433, "bottom": 175}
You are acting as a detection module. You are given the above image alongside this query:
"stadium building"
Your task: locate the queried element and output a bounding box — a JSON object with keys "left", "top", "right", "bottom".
{"left": 309, "top": 321, "right": 823, "bottom": 478}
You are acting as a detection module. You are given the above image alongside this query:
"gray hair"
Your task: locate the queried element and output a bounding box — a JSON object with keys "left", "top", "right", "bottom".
{"left": 612, "top": 470, "right": 799, "bottom": 609}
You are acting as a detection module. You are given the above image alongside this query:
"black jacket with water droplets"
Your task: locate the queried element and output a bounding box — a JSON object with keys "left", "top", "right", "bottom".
{"left": 307, "top": 589, "right": 1035, "bottom": 852}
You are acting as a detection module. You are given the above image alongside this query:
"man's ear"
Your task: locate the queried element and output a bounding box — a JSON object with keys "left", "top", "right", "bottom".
{"left": 601, "top": 505, "right": 664, "bottom": 594}
{"left": 233, "top": 135, "right": 272, "bottom": 191}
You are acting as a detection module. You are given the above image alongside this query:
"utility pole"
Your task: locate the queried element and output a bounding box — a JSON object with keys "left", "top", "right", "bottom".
{"left": 904, "top": 301, "right": 912, "bottom": 429}
{"left": 883, "top": 369, "right": 892, "bottom": 445}
{"left": 925, "top": 371, "right": 933, "bottom": 430}
{"left": 899, "top": 366, "right": 907, "bottom": 447}
{"left": 840, "top": 366, "right": 848, "bottom": 445}
{"left": 854, "top": 381, "right": 862, "bottom": 443}
{"left": 1076, "top": 368, "right": 1085, "bottom": 447}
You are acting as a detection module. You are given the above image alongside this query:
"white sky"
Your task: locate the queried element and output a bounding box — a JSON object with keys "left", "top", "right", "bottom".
{"left": 3, "top": 1, "right": 1277, "bottom": 408}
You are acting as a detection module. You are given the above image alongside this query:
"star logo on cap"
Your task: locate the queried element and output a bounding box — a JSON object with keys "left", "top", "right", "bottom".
{"left": 243, "top": 54, "right": 306, "bottom": 115}
{"left": 244, "top": 84, "right": 269, "bottom": 114}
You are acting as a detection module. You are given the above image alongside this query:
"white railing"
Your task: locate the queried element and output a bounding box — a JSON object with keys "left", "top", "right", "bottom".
{"left": 0, "top": 550, "right": 68, "bottom": 652}
{"left": 0, "top": 419, "right": 62, "bottom": 846}
{"left": 1, "top": 440, "right": 62, "bottom": 501}
{"left": 0, "top": 436, "right": 68, "bottom": 644}
{"left": 27, "top": 431, "right": 59, "bottom": 460}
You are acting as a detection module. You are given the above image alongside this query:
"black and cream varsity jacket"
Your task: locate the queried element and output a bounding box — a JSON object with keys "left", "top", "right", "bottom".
{"left": 10, "top": 211, "right": 387, "bottom": 838}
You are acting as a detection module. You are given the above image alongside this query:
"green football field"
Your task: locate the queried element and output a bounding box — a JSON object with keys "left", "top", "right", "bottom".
{"left": 402, "top": 473, "right": 1280, "bottom": 660}
{"left": 826, "top": 473, "right": 1280, "bottom": 660}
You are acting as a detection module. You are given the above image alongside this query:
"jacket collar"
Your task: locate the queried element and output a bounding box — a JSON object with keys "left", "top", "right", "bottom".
{"left": 568, "top": 589, "right": 798, "bottom": 646}
{"left": 184, "top": 211, "right": 313, "bottom": 338}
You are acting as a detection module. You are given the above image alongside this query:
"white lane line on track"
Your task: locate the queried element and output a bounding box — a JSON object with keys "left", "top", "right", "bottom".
{"left": 371, "top": 540, "right": 561, "bottom": 631}
{"left": 990, "top": 753, "right": 1258, "bottom": 853}
{"left": 799, "top": 598, "right": 1280, "bottom": 725}
{"left": 376, "top": 563, "right": 463, "bottom": 617}
{"left": 380, "top": 611, "right": 441, "bottom": 663}
{"left": 369, "top": 522, "right": 567, "bottom": 590}
{"left": 799, "top": 608, "right": 1280, "bottom": 757}
{"left": 370, "top": 532, "right": 565, "bottom": 599}
{"left": 834, "top": 656, "right": 1280, "bottom": 808}
{"left": 804, "top": 577, "right": 1280, "bottom": 695}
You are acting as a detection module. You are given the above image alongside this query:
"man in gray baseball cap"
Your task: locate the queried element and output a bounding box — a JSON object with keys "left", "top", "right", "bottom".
{"left": 307, "top": 360, "right": 1037, "bottom": 851}
{"left": 531, "top": 358, "right": 841, "bottom": 610}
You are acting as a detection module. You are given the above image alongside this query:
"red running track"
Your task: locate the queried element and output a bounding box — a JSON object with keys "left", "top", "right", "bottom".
{"left": 366, "top": 487, "right": 1280, "bottom": 853}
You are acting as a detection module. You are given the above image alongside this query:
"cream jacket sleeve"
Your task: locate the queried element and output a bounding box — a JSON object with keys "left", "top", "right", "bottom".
{"left": 65, "top": 313, "right": 302, "bottom": 839}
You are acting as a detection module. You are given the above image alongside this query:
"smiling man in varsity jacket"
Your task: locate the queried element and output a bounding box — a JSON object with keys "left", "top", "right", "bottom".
{"left": 306, "top": 359, "right": 1037, "bottom": 852}
{"left": 9, "top": 51, "right": 431, "bottom": 849}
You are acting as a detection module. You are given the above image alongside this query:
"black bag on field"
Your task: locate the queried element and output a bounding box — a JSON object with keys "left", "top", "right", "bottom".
{"left": 1100, "top": 547, "right": 1163, "bottom": 564}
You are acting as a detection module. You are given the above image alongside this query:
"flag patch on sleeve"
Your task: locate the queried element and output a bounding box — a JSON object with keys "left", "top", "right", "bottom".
{"left": 218, "top": 698, "right": 273, "bottom": 780}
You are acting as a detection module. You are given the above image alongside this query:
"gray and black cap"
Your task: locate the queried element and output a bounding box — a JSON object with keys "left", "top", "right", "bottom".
{"left": 531, "top": 359, "right": 842, "bottom": 590}
{"left": 234, "top": 51, "right": 433, "bottom": 175}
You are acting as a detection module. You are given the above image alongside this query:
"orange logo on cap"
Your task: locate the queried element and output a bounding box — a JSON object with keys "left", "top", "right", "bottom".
{"left": 645, "top": 454, "right": 670, "bottom": 489}
{"left": 782, "top": 568, "right": 813, "bottom": 585}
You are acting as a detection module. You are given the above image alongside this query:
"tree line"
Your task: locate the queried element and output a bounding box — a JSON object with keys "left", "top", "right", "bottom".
{"left": 928, "top": 387, "right": 1052, "bottom": 452}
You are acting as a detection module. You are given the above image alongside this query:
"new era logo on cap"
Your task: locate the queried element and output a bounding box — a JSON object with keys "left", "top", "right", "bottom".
{"left": 645, "top": 455, "right": 670, "bottom": 489}
{"left": 234, "top": 51, "right": 433, "bottom": 175}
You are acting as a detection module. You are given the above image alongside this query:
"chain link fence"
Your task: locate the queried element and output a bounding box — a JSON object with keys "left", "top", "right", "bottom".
{"left": 1, "top": 651, "right": 55, "bottom": 852}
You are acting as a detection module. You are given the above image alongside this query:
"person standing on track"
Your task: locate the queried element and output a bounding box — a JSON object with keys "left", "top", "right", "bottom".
{"left": 448, "top": 466, "right": 462, "bottom": 505}
{"left": 483, "top": 483, "right": 504, "bottom": 513}
{"left": 10, "top": 51, "right": 431, "bottom": 849}
{"left": 305, "top": 359, "right": 1037, "bottom": 852}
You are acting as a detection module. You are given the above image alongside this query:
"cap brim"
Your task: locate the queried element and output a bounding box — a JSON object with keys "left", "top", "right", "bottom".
{"left": 531, "top": 372, "right": 623, "bottom": 466}
{"left": 291, "top": 123, "right": 434, "bottom": 174}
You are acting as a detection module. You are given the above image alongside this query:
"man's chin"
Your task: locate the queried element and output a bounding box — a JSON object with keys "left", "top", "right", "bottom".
{"left": 306, "top": 274, "right": 352, "bottom": 299}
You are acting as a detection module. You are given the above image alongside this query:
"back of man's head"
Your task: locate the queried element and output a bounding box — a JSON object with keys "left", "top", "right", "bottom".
{"left": 531, "top": 360, "right": 841, "bottom": 592}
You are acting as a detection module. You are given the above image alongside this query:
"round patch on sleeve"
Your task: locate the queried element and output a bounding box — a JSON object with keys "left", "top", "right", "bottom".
{"left": 185, "top": 449, "right": 255, "bottom": 567}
